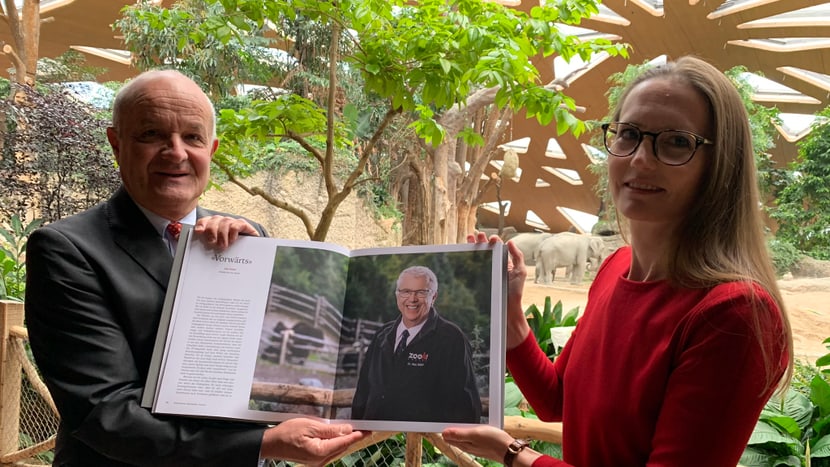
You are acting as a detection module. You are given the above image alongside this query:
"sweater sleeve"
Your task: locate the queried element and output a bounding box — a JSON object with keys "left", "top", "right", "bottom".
{"left": 507, "top": 332, "right": 575, "bottom": 467}
{"left": 507, "top": 329, "right": 574, "bottom": 422}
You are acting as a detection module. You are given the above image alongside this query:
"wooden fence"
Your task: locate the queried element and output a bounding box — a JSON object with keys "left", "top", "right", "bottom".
{"left": 1, "top": 301, "right": 59, "bottom": 467}
{"left": 1, "top": 300, "right": 562, "bottom": 466}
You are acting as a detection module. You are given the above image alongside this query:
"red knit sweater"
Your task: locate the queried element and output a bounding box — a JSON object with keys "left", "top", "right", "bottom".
{"left": 507, "top": 247, "right": 787, "bottom": 467}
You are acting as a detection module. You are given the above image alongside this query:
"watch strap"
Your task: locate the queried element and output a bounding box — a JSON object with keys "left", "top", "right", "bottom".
{"left": 503, "top": 438, "right": 529, "bottom": 467}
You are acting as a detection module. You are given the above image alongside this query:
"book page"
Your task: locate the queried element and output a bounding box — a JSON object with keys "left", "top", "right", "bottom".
{"left": 333, "top": 242, "right": 506, "bottom": 433}
{"left": 150, "top": 238, "right": 505, "bottom": 432}
{"left": 246, "top": 240, "right": 351, "bottom": 422}
{"left": 152, "top": 237, "right": 352, "bottom": 422}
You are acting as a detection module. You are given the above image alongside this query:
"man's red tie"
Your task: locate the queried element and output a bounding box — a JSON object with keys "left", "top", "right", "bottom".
{"left": 166, "top": 221, "right": 182, "bottom": 241}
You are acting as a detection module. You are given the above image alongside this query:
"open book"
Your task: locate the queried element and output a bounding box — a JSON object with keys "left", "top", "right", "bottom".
{"left": 142, "top": 227, "right": 506, "bottom": 433}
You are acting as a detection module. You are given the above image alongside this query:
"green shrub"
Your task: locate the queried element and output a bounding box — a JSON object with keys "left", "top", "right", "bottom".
{"left": 525, "top": 298, "right": 580, "bottom": 360}
{"left": 0, "top": 215, "right": 43, "bottom": 301}
{"left": 741, "top": 338, "right": 830, "bottom": 466}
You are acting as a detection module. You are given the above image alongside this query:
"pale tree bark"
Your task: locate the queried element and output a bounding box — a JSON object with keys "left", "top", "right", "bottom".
{"left": 402, "top": 77, "right": 569, "bottom": 245}
{"left": 429, "top": 133, "right": 452, "bottom": 246}
{"left": 456, "top": 105, "right": 512, "bottom": 243}
{"left": 1, "top": 0, "right": 40, "bottom": 167}
{"left": 2, "top": 0, "right": 40, "bottom": 86}
{"left": 413, "top": 86, "right": 510, "bottom": 245}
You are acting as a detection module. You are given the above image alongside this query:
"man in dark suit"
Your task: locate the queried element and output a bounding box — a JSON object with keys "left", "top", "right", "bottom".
{"left": 25, "top": 70, "right": 363, "bottom": 467}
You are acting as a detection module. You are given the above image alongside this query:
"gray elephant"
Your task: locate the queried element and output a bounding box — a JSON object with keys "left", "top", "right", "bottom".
{"left": 509, "top": 232, "right": 554, "bottom": 266}
{"left": 534, "top": 232, "right": 605, "bottom": 285}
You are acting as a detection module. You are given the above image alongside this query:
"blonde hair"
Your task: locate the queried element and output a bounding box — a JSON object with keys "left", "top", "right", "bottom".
{"left": 610, "top": 56, "right": 793, "bottom": 393}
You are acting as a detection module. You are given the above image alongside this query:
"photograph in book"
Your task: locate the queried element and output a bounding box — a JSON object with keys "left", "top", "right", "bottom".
{"left": 144, "top": 233, "right": 506, "bottom": 433}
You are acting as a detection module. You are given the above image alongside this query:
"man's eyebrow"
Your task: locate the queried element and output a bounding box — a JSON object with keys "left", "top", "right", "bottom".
{"left": 182, "top": 122, "right": 208, "bottom": 134}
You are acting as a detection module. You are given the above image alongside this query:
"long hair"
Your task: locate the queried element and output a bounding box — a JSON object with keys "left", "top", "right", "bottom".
{"left": 609, "top": 56, "right": 793, "bottom": 392}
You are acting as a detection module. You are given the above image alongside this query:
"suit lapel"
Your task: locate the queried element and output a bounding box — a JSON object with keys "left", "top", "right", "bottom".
{"left": 196, "top": 206, "right": 213, "bottom": 220}
{"left": 106, "top": 188, "right": 174, "bottom": 289}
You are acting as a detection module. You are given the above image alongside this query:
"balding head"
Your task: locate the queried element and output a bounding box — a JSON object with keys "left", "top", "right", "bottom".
{"left": 112, "top": 70, "right": 216, "bottom": 139}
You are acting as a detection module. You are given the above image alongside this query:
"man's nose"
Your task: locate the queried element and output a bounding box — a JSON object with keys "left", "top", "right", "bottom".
{"left": 161, "top": 135, "right": 188, "bottom": 161}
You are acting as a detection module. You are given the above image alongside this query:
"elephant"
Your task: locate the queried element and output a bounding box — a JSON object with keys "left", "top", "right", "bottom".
{"left": 509, "top": 232, "right": 554, "bottom": 265}
{"left": 477, "top": 226, "right": 518, "bottom": 240}
{"left": 534, "top": 232, "right": 606, "bottom": 285}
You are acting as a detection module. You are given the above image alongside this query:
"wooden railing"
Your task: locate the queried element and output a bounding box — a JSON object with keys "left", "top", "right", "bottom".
{"left": 1, "top": 300, "right": 59, "bottom": 467}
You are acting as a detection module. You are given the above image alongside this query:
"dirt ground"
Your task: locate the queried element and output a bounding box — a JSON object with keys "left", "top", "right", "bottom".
{"left": 522, "top": 267, "right": 830, "bottom": 362}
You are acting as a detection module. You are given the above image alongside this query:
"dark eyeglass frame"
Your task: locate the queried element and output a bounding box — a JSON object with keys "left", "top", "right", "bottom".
{"left": 396, "top": 289, "right": 432, "bottom": 298}
{"left": 601, "top": 122, "right": 715, "bottom": 166}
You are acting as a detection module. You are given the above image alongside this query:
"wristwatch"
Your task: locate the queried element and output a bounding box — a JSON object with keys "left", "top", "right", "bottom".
{"left": 503, "top": 438, "right": 530, "bottom": 467}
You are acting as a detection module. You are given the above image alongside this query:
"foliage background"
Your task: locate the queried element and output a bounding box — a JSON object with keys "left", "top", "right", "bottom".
{"left": 772, "top": 108, "right": 830, "bottom": 261}
{"left": 0, "top": 83, "right": 120, "bottom": 224}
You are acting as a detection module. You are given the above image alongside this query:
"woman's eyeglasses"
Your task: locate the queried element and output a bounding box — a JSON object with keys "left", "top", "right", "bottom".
{"left": 602, "top": 122, "right": 714, "bottom": 166}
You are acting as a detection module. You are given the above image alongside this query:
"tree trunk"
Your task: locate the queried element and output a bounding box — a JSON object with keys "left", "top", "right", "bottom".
{"left": 21, "top": 0, "right": 39, "bottom": 85}
{"left": 400, "top": 158, "right": 430, "bottom": 246}
{"left": 430, "top": 139, "right": 454, "bottom": 245}
{"left": 2, "top": 0, "right": 40, "bottom": 86}
{"left": 412, "top": 86, "right": 506, "bottom": 245}
{"left": 453, "top": 106, "right": 512, "bottom": 243}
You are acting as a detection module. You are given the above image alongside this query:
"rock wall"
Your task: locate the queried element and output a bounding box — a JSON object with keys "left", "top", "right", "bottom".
{"left": 201, "top": 171, "right": 400, "bottom": 249}
{"left": 791, "top": 256, "right": 830, "bottom": 279}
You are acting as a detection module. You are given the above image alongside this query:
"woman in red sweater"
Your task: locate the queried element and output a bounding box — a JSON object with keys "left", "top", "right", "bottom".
{"left": 442, "top": 56, "right": 793, "bottom": 467}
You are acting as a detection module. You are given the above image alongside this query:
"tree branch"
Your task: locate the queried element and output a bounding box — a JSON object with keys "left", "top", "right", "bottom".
{"left": 1, "top": 43, "right": 24, "bottom": 78}
{"left": 438, "top": 86, "right": 501, "bottom": 134}
{"left": 214, "top": 162, "right": 315, "bottom": 239}
{"left": 462, "top": 107, "right": 512, "bottom": 202}
{"left": 324, "top": 21, "right": 341, "bottom": 198}
{"left": 284, "top": 129, "right": 325, "bottom": 165}
{"left": 341, "top": 107, "right": 398, "bottom": 192}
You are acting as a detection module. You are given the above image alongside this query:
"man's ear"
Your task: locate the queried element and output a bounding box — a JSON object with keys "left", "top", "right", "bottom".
{"left": 106, "top": 127, "right": 121, "bottom": 164}
{"left": 210, "top": 138, "right": 219, "bottom": 158}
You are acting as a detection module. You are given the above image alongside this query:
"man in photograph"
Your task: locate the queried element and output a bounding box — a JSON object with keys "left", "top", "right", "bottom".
{"left": 351, "top": 266, "right": 482, "bottom": 423}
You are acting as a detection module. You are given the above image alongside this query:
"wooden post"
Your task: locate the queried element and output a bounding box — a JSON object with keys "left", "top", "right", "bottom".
{"left": 405, "top": 433, "right": 423, "bottom": 466}
{"left": 0, "top": 301, "right": 24, "bottom": 460}
{"left": 279, "top": 329, "right": 293, "bottom": 365}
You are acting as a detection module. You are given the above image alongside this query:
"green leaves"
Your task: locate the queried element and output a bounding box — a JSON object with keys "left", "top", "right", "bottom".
{"left": 771, "top": 107, "right": 830, "bottom": 260}
{"left": 524, "top": 297, "right": 580, "bottom": 360}
{"left": 813, "top": 374, "right": 830, "bottom": 419}
{"left": 278, "top": 0, "right": 625, "bottom": 145}
{"left": 743, "top": 377, "right": 830, "bottom": 465}
{"left": 0, "top": 215, "right": 43, "bottom": 301}
{"left": 818, "top": 338, "right": 830, "bottom": 376}
{"left": 503, "top": 381, "right": 527, "bottom": 417}
{"left": 215, "top": 94, "right": 347, "bottom": 176}
{"left": 115, "top": 0, "right": 279, "bottom": 98}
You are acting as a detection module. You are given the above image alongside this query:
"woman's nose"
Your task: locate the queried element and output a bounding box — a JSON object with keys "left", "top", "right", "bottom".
{"left": 629, "top": 135, "right": 659, "bottom": 169}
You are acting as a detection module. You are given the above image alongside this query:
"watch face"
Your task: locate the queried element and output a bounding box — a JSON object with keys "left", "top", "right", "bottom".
{"left": 504, "top": 439, "right": 529, "bottom": 467}
{"left": 508, "top": 439, "right": 529, "bottom": 454}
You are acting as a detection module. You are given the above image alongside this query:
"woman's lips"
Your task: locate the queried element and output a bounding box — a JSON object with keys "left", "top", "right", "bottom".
{"left": 625, "top": 181, "right": 662, "bottom": 192}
